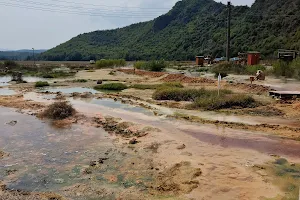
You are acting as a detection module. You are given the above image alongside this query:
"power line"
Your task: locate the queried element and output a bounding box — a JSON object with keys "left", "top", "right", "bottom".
{"left": 8, "top": 0, "right": 167, "bottom": 15}
{"left": 49, "top": 0, "right": 170, "bottom": 10}
{"left": 0, "top": 1, "right": 164, "bottom": 17}
{"left": 226, "top": 1, "right": 231, "bottom": 62}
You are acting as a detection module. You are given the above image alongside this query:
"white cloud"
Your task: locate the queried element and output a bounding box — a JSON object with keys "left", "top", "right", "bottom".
{"left": 0, "top": 0, "right": 254, "bottom": 50}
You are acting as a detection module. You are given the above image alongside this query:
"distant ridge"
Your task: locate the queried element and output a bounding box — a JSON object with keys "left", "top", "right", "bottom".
{"left": 0, "top": 49, "right": 47, "bottom": 60}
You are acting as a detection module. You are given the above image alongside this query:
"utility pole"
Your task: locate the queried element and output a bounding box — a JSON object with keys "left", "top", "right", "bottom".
{"left": 226, "top": 1, "right": 231, "bottom": 62}
{"left": 32, "top": 48, "right": 35, "bottom": 65}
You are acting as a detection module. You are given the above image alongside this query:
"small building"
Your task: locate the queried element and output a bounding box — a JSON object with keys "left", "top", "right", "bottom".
{"left": 247, "top": 51, "right": 260, "bottom": 65}
{"left": 196, "top": 56, "right": 204, "bottom": 66}
{"left": 278, "top": 49, "right": 299, "bottom": 62}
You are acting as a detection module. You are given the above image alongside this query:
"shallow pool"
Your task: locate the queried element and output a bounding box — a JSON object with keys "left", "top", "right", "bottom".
{"left": 43, "top": 87, "right": 99, "bottom": 94}
{"left": 0, "top": 88, "right": 16, "bottom": 96}
{"left": 0, "top": 76, "right": 11, "bottom": 86}
{"left": 75, "top": 98, "right": 154, "bottom": 116}
{"left": 0, "top": 76, "right": 48, "bottom": 86}
{"left": 0, "top": 107, "right": 112, "bottom": 191}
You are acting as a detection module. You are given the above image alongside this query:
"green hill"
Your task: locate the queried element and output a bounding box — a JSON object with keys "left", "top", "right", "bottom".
{"left": 41, "top": 0, "right": 300, "bottom": 61}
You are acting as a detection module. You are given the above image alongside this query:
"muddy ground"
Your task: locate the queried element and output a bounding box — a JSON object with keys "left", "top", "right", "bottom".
{"left": 0, "top": 68, "right": 300, "bottom": 200}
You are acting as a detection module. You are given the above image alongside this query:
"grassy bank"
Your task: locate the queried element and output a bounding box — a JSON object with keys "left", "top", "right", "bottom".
{"left": 191, "top": 94, "right": 257, "bottom": 110}
{"left": 134, "top": 60, "right": 168, "bottom": 72}
{"left": 153, "top": 87, "right": 257, "bottom": 110}
{"left": 73, "top": 79, "right": 88, "bottom": 83}
{"left": 130, "top": 82, "right": 183, "bottom": 90}
{"left": 35, "top": 81, "right": 49, "bottom": 88}
{"left": 153, "top": 88, "right": 232, "bottom": 102}
{"left": 94, "top": 83, "right": 128, "bottom": 91}
{"left": 257, "top": 158, "right": 300, "bottom": 200}
{"left": 0, "top": 60, "right": 77, "bottom": 78}
{"left": 273, "top": 58, "right": 300, "bottom": 79}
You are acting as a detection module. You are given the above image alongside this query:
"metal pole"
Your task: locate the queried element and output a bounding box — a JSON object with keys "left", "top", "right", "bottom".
{"left": 32, "top": 48, "right": 35, "bottom": 65}
{"left": 226, "top": 1, "right": 231, "bottom": 62}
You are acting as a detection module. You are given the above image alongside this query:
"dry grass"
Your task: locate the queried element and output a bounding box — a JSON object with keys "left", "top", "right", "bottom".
{"left": 94, "top": 83, "right": 128, "bottom": 91}
{"left": 0, "top": 182, "right": 64, "bottom": 200}
{"left": 41, "top": 101, "right": 76, "bottom": 120}
{"left": 255, "top": 158, "right": 300, "bottom": 200}
{"left": 0, "top": 150, "right": 6, "bottom": 159}
{"left": 35, "top": 81, "right": 50, "bottom": 88}
{"left": 51, "top": 119, "right": 73, "bottom": 128}
{"left": 153, "top": 88, "right": 232, "bottom": 102}
{"left": 191, "top": 94, "right": 257, "bottom": 110}
{"left": 0, "top": 192, "right": 64, "bottom": 200}
{"left": 293, "top": 102, "right": 300, "bottom": 110}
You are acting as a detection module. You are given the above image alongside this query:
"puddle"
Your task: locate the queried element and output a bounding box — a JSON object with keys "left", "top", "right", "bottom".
{"left": 0, "top": 76, "right": 48, "bottom": 86}
{"left": 182, "top": 128, "right": 300, "bottom": 158}
{"left": 0, "top": 107, "right": 113, "bottom": 192}
{"left": 0, "top": 107, "right": 158, "bottom": 199}
{"left": 23, "top": 92, "right": 154, "bottom": 116}
{"left": 0, "top": 88, "right": 16, "bottom": 96}
{"left": 0, "top": 76, "right": 11, "bottom": 86}
{"left": 71, "top": 98, "right": 154, "bottom": 116}
{"left": 24, "top": 92, "right": 56, "bottom": 102}
{"left": 172, "top": 109, "right": 300, "bottom": 128}
{"left": 23, "top": 76, "right": 48, "bottom": 83}
{"left": 68, "top": 99, "right": 300, "bottom": 159}
{"left": 42, "top": 87, "right": 99, "bottom": 94}
{"left": 22, "top": 92, "right": 300, "bottom": 160}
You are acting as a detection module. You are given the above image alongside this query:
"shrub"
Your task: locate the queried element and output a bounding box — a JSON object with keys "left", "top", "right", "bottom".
{"left": 212, "top": 62, "right": 267, "bottom": 76}
{"left": 246, "top": 65, "right": 266, "bottom": 74}
{"left": 96, "top": 59, "right": 126, "bottom": 68}
{"left": 131, "top": 84, "right": 158, "bottom": 90}
{"left": 4, "top": 60, "right": 18, "bottom": 67}
{"left": 131, "top": 82, "right": 183, "bottom": 90}
{"left": 289, "top": 58, "right": 300, "bottom": 79}
{"left": 134, "top": 61, "right": 146, "bottom": 69}
{"left": 272, "top": 60, "right": 292, "bottom": 78}
{"left": 212, "top": 62, "right": 244, "bottom": 75}
{"left": 73, "top": 79, "right": 88, "bottom": 83}
{"left": 145, "top": 60, "right": 168, "bottom": 72}
{"left": 191, "top": 94, "right": 256, "bottom": 110}
{"left": 153, "top": 88, "right": 231, "bottom": 101}
{"left": 274, "top": 158, "right": 288, "bottom": 165}
{"left": 94, "top": 83, "right": 128, "bottom": 91}
{"left": 42, "top": 74, "right": 55, "bottom": 78}
{"left": 41, "top": 72, "right": 75, "bottom": 78}
{"left": 35, "top": 81, "right": 50, "bottom": 87}
{"left": 161, "top": 82, "right": 184, "bottom": 88}
{"left": 195, "top": 67, "right": 209, "bottom": 72}
{"left": 42, "top": 101, "right": 76, "bottom": 120}
{"left": 134, "top": 60, "right": 168, "bottom": 72}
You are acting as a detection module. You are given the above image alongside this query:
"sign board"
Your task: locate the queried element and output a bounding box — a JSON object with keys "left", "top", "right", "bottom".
{"left": 218, "top": 73, "right": 221, "bottom": 96}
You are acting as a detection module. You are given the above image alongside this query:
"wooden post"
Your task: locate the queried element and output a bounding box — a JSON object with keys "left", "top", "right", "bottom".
{"left": 250, "top": 77, "right": 255, "bottom": 84}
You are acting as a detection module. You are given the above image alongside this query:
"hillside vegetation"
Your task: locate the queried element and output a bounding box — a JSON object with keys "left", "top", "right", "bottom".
{"left": 0, "top": 50, "right": 45, "bottom": 61}
{"left": 41, "top": 0, "right": 300, "bottom": 61}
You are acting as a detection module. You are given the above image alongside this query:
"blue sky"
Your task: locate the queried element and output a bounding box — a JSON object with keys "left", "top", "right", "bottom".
{"left": 0, "top": 0, "right": 255, "bottom": 50}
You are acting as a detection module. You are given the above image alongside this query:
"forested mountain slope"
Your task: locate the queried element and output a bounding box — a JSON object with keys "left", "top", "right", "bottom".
{"left": 41, "top": 0, "right": 300, "bottom": 61}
